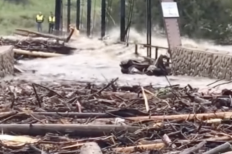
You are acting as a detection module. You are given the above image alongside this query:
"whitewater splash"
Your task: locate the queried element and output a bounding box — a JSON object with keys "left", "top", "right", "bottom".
{"left": 9, "top": 28, "right": 232, "bottom": 89}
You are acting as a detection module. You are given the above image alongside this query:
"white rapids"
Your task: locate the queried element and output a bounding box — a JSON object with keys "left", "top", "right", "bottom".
{"left": 7, "top": 28, "right": 232, "bottom": 90}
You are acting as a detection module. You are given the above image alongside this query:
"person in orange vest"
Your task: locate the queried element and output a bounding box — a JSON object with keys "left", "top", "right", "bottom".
{"left": 36, "top": 12, "right": 44, "bottom": 32}
{"left": 48, "top": 12, "right": 55, "bottom": 34}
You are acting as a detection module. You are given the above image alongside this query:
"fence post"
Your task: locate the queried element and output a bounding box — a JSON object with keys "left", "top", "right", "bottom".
{"left": 155, "top": 47, "right": 158, "bottom": 59}
{"left": 135, "top": 44, "right": 138, "bottom": 55}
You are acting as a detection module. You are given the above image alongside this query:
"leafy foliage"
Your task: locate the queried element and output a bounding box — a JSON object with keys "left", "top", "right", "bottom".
{"left": 4, "top": 0, "right": 31, "bottom": 6}
{"left": 107, "top": 0, "right": 232, "bottom": 41}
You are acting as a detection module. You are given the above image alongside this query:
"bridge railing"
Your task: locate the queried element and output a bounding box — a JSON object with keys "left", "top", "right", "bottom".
{"left": 125, "top": 42, "right": 170, "bottom": 60}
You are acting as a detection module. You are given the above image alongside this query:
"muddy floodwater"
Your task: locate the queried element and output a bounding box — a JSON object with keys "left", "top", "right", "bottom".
{"left": 8, "top": 30, "right": 232, "bottom": 89}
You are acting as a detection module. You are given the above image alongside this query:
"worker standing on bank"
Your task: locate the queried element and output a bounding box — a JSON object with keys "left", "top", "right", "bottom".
{"left": 48, "top": 12, "right": 55, "bottom": 34}
{"left": 36, "top": 12, "right": 44, "bottom": 32}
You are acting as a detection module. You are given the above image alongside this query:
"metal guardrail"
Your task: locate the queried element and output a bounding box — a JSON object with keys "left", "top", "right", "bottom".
{"left": 130, "top": 43, "right": 170, "bottom": 59}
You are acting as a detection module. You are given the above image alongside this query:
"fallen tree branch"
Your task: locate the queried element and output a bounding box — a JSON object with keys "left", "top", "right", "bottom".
{"left": 14, "top": 49, "right": 63, "bottom": 58}
{"left": 203, "top": 142, "right": 232, "bottom": 154}
{"left": 125, "top": 112, "right": 232, "bottom": 121}
{"left": 0, "top": 124, "right": 139, "bottom": 136}
{"left": 113, "top": 143, "right": 165, "bottom": 153}
{"left": 180, "top": 141, "right": 206, "bottom": 154}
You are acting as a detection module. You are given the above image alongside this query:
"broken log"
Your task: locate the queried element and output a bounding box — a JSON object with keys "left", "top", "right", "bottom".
{"left": 14, "top": 31, "right": 37, "bottom": 37}
{"left": 203, "top": 142, "right": 232, "bottom": 154}
{"left": 15, "top": 29, "right": 66, "bottom": 41}
{"left": 0, "top": 134, "right": 38, "bottom": 147}
{"left": 14, "top": 66, "right": 24, "bottom": 73}
{"left": 113, "top": 143, "right": 165, "bottom": 153}
{"left": 1, "top": 37, "right": 76, "bottom": 56}
{"left": 15, "top": 28, "right": 75, "bottom": 43}
{"left": 2, "top": 111, "right": 148, "bottom": 118}
{"left": 80, "top": 142, "right": 102, "bottom": 154}
{"left": 0, "top": 124, "right": 139, "bottom": 136}
{"left": 126, "top": 112, "right": 232, "bottom": 121}
{"left": 14, "top": 49, "right": 63, "bottom": 58}
{"left": 69, "top": 24, "right": 80, "bottom": 38}
{"left": 180, "top": 141, "right": 206, "bottom": 154}
{"left": 222, "top": 152, "right": 232, "bottom": 154}
{"left": 2, "top": 111, "right": 232, "bottom": 122}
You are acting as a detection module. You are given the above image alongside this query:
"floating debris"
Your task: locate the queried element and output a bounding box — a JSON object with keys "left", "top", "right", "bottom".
{"left": 0, "top": 79, "right": 231, "bottom": 153}
{"left": 0, "top": 28, "right": 77, "bottom": 59}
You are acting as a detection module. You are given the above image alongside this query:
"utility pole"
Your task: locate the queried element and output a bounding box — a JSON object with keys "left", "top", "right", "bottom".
{"left": 120, "top": 0, "right": 126, "bottom": 42}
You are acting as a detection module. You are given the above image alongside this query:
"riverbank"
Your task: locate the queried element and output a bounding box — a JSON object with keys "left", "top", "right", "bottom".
{"left": 0, "top": 0, "right": 101, "bottom": 34}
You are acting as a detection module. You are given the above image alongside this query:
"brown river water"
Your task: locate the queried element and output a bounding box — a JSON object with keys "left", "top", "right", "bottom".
{"left": 5, "top": 28, "right": 232, "bottom": 90}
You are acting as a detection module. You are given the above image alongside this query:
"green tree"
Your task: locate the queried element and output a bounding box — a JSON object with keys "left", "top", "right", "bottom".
{"left": 107, "top": 0, "right": 232, "bottom": 43}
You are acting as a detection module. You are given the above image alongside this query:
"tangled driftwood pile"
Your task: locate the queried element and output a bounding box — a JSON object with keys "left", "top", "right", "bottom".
{"left": 0, "top": 38, "right": 76, "bottom": 54}
{"left": 0, "top": 29, "right": 77, "bottom": 59}
{"left": 0, "top": 78, "right": 232, "bottom": 153}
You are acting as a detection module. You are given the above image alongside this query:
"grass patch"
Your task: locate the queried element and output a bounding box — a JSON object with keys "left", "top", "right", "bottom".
{"left": 0, "top": 0, "right": 102, "bottom": 35}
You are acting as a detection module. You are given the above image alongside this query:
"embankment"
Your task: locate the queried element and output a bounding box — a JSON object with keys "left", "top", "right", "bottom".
{"left": 0, "top": 46, "right": 14, "bottom": 77}
{"left": 172, "top": 47, "right": 232, "bottom": 80}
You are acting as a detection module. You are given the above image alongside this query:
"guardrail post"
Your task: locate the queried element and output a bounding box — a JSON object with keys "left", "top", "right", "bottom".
{"left": 135, "top": 44, "right": 138, "bottom": 55}
{"left": 146, "top": 45, "right": 151, "bottom": 58}
{"left": 155, "top": 47, "right": 158, "bottom": 59}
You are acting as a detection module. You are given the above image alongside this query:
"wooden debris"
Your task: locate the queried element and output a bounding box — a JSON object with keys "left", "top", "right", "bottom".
{"left": 203, "top": 142, "right": 232, "bottom": 154}
{"left": 14, "top": 49, "right": 63, "bottom": 58}
{"left": 125, "top": 111, "right": 232, "bottom": 121}
{"left": 14, "top": 66, "right": 24, "bottom": 73}
{"left": 0, "top": 37, "right": 76, "bottom": 59}
{"left": 0, "top": 28, "right": 77, "bottom": 59}
{"left": 15, "top": 28, "right": 74, "bottom": 42}
{"left": 0, "top": 124, "right": 139, "bottom": 136}
{"left": 80, "top": 142, "right": 102, "bottom": 154}
{"left": 69, "top": 24, "right": 80, "bottom": 38}
{"left": 0, "top": 79, "right": 231, "bottom": 153}
{"left": 180, "top": 141, "right": 206, "bottom": 154}
{"left": 0, "top": 134, "right": 38, "bottom": 147}
{"left": 141, "top": 86, "right": 149, "bottom": 112}
{"left": 113, "top": 143, "right": 165, "bottom": 153}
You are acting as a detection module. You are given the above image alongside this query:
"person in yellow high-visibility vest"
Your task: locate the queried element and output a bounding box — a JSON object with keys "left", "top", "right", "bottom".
{"left": 48, "top": 12, "right": 55, "bottom": 34}
{"left": 36, "top": 12, "right": 44, "bottom": 32}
